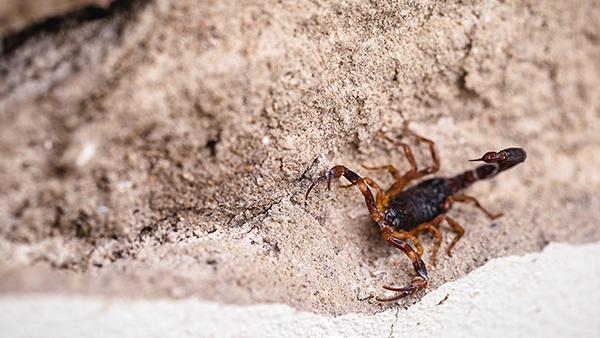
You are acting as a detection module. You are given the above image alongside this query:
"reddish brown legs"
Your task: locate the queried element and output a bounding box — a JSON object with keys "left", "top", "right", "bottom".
{"left": 402, "top": 120, "right": 440, "bottom": 176}
{"left": 382, "top": 142, "right": 420, "bottom": 199}
{"left": 410, "top": 214, "right": 444, "bottom": 265}
{"left": 382, "top": 228, "right": 424, "bottom": 258}
{"left": 444, "top": 194, "right": 503, "bottom": 219}
{"left": 306, "top": 165, "right": 428, "bottom": 301}
{"left": 444, "top": 216, "right": 465, "bottom": 257}
{"left": 382, "top": 122, "right": 441, "bottom": 203}
{"left": 339, "top": 175, "right": 386, "bottom": 210}
{"left": 361, "top": 164, "right": 402, "bottom": 180}
{"left": 440, "top": 194, "right": 500, "bottom": 256}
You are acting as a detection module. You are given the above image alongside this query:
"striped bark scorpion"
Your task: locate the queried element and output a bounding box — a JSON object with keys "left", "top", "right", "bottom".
{"left": 305, "top": 122, "right": 526, "bottom": 302}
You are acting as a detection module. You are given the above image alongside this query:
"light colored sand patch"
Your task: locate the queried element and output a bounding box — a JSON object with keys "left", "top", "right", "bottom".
{"left": 1, "top": 242, "right": 599, "bottom": 338}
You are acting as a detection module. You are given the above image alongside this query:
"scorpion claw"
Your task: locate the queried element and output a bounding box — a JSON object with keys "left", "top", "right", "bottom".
{"left": 381, "top": 285, "right": 414, "bottom": 292}
{"left": 305, "top": 177, "right": 324, "bottom": 200}
{"left": 326, "top": 175, "right": 333, "bottom": 191}
{"left": 305, "top": 169, "right": 336, "bottom": 200}
{"left": 304, "top": 179, "right": 319, "bottom": 200}
{"left": 377, "top": 236, "right": 429, "bottom": 302}
{"left": 376, "top": 276, "right": 428, "bottom": 302}
{"left": 375, "top": 293, "right": 410, "bottom": 302}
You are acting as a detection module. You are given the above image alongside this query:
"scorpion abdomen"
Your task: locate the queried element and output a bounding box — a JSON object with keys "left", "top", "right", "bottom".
{"left": 385, "top": 178, "right": 453, "bottom": 231}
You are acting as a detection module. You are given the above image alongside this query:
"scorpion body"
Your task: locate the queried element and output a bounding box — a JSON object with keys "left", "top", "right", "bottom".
{"left": 385, "top": 178, "right": 453, "bottom": 231}
{"left": 306, "top": 122, "right": 526, "bottom": 302}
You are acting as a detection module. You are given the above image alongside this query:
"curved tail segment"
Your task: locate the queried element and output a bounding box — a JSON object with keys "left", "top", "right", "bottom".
{"left": 448, "top": 148, "right": 527, "bottom": 193}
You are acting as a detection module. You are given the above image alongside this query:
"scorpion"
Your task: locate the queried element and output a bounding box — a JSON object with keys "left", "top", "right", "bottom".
{"left": 305, "top": 122, "right": 526, "bottom": 301}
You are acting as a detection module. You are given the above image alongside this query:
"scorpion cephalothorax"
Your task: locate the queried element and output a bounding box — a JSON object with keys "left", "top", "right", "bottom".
{"left": 306, "top": 121, "right": 526, "bottom": 302}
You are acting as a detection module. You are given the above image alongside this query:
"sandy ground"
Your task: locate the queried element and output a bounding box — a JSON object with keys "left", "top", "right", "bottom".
{"left": 2, "top": 242, "right": 600, "bottom": 338}
{"left": 0, "top": 0, "right": 599, "bottom": 315}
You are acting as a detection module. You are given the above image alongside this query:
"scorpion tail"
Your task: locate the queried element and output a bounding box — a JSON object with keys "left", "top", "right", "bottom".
{"left": 448, "top": 148, "right": 527, "bottom": 193}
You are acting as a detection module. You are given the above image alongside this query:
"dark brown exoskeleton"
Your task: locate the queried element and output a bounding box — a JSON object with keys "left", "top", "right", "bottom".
{"left": 305, "top": 122, "right": 526, "bottom": 302}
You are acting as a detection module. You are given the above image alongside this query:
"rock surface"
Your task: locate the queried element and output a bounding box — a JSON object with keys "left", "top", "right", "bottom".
{"left": 1, "top": 0, "right": 599, "bottom": 314}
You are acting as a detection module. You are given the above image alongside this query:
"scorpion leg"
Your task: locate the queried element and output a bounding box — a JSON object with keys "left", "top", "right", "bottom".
{"left": 384, "top": 122, "right": 440, "bottom": 200}
{"left": 339, "top": 176, "right": 386, "bottom": 210}
{"left": 402, "top": 120, "right": 440, "bottom": 176}
{"left": 441, "top": 194, "right": 499, "bottom": 257}
{"left": 360, "top": 164, "right": 402, "bottom": 181}
{"left": 444, "top": 216, "right": 465, "bottom": 257}
{"left": 409, "top": 214, "right": 444, "bottom": 265}
{"left": 377, "top": 229, "right": 428, "bottom": 302}
{"left": 380, "top": 143, "right": 420, "bottom": 202}
{"left": 377, "top": 131, "right": 419, "bottom": 179}
{"left": 444, "top": 194, "right": 503, "bottom": 220}
{"left": 386, "top": 229, "right": 424, "bottom": 257}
